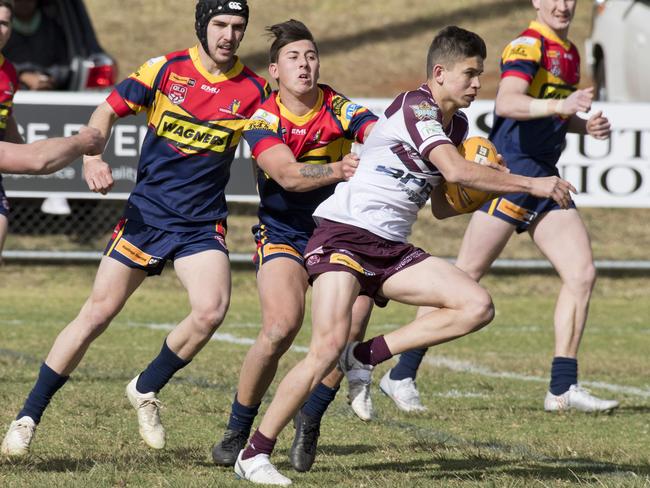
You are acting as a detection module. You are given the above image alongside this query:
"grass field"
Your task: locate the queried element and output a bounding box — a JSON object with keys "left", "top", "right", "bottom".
{"left": 3, "top": 2, "right": 649, "bottom": 486}
{"left": 1, "top": 266, "right": 649, "bottom": 487}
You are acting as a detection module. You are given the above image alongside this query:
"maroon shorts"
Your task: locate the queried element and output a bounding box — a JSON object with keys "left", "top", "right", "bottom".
{"left": 304, "top": 219, "right": 429, "bottom": 307}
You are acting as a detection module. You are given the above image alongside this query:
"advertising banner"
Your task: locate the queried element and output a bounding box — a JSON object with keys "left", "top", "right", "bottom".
{"left": 5, "top": 93, "right": 650, "bottom": 207}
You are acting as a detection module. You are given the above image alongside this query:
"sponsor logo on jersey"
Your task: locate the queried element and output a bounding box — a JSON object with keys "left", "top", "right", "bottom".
{"left": 291, "top": 128, "right": 307, "bottom": 136}
{"left": 511, "top": 36, "right": 537, "bottom": 46}
{"left": 229, "top": 99, "right": 241, "bottom": 114}
{"left": 218, "top": 99, "right": 244, "bottom": 118}
{"left": 170, "top": 73, "right": 193, "bottom": 85}
{"left": 147, "top": 56, "right": 166, "bottom": 66}
{"left": 416, "top": 119, "right": 443, "bottom": 139}
{"left": 157, "top": 111, "right": 235, "bottom": 154}
{"left": 168, "top": 83, "right": 187, "bottom": 105}
{"left": 509, "top": 45, "right": 532, "bottom": 57}
{"left": 201, "top": 84, "right": 220, "bottom": 94}
{"left": 246, "top": 119, "right": 274, "bottom": 132}
{"left": 410, "top": 101, "right": 438, "bottom": 121}
{"left": 251, "top": 109, "right": 280, "bottom": 125}
{"left": 345, "top": 103, "right": 360, "bottom": 120}
{"left": 538, "top": 83, "right": 575, "bottom": 100}
{"left": 376, "top": 164, "right": 433, "bottom": 208}
{"left": 331, "top": 96, "right": 348, "bottom": 117}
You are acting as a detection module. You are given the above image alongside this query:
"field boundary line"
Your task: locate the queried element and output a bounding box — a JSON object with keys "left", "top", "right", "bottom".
{"left": 143, "top": 323, "right": 650, "bottom": 399}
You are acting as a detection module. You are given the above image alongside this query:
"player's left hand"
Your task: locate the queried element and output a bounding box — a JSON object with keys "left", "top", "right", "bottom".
{"left": 586, "top": 111, "right": 611, "bottom": 140}
{"left": 339, "top": 153, "right": 360, "bottom": 180}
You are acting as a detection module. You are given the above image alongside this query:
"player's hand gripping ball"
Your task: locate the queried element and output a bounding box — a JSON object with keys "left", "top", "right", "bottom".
{"left": 443, "top": 136, "right": 503, "bottom": 213}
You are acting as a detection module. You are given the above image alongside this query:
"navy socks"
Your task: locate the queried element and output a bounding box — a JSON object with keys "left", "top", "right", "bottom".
{"left": 301, "top": 383, "right": 338, "bottom": 419}
{"left": 227, "top": 395, "right": 261, "bottom": 435}
{"left": 136, "top": 339, "right": 190, "bottom": 394}
{"left": 390, "top": 348, "right": 428, "bottom": 381}
{"left": 549, "top": 356, "right": 578, "bottom": 395}
{"left": 18, "top": 363, "right": 69, "bottom": 424}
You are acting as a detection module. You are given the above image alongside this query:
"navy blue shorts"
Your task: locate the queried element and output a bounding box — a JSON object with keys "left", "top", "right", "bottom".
{"left": 304, "top": 219, "right": 429, "bottom": 307}
{"left": 104, "top": 218, "right": 228, "bottom": 276}
{"left": 252, "top": 223, "right": 309, "bottom": 271}
{"left": 479, "top": 155, "right": 575, "bottom": 233}
{"left": 0, "top": 183, "right": 9, "bottom": 218}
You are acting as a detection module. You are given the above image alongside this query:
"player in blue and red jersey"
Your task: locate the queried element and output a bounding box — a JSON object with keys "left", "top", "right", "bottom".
{"left": 1, "top": 0, "right": 270, "bottom": 457}
{"left": 211, "top": 20, "right": 377, "bottom": 476}
{"left": 387, "top": 0, "right": 619, "bottom": 415}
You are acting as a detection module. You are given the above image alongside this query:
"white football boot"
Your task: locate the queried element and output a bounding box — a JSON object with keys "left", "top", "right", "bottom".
{"left": 544, "top": 384, "right": 620, "bottom": 413}
{"left": 379, "top": 371, "right": 427, "bottom": 413}
{"left": 339, "top": 342, "right": 374, "bottom": 421}
{"left": 126, "top": 375, "right": 165, "bottom": 449}
{"left": 235, "top": 450, "right": 292, "bottom": 486}
{"left": 1, "top": 416, "right": 36, "bottom": 457}
{"left": 348, "top": 371, "right": 374, "bottom": 421}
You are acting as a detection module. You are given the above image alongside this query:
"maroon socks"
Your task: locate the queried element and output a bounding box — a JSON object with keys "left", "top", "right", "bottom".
{"left": 353, "top": 335, "right": 393, "bottom": 366}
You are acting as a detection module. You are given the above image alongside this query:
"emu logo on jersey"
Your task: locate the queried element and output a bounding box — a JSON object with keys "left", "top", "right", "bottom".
{"left": 157, "top": 111, "right": 235, "bottom": 154}
{"left": 168, "top": 83, "right": 187, "bottom": 105}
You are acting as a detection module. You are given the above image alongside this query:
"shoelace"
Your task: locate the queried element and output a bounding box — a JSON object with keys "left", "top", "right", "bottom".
{"left": 398, "top": 379, "right": 421, "bottom": 402}
{"left": 139, "top": 398, "right": 162, "bottom": 423}
{"left": 14, "top": 422, "right": 34, "bottom": 444}
{"left": 299, "top": 420, "right": 320, "bottom": 455}
{"left": 222, "top": 431, "right": 247, "bottom": 449}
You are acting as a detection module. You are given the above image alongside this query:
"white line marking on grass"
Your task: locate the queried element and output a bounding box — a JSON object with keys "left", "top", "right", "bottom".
{"left": 135, "top": 322, "right": 650, "bottom": 399}
{"left": 424, "top": 355, "right": 650, "bottom": 398}
{"left": 432, "top": 389, "right": 489, "bottom": 398}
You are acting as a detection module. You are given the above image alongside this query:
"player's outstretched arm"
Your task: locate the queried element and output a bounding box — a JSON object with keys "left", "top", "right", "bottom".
{"left": 495, "top": 77, "right": 593, "bottom": 121}
{"left": 255, "top": 143, "right": 358, "bottom": 192}
{"left": 430, "top": 144, "right": 576, "bottom": 209}
{"left": 0, "top": 126, "right": 104, "bottom": 175}
{"left": 82, "top": 101, "right": 120, "bottom": 195}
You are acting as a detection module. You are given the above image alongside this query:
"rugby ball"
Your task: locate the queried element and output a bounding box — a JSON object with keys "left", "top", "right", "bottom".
{"left": 443, "top": 136, "right": 502, "bottom": 213}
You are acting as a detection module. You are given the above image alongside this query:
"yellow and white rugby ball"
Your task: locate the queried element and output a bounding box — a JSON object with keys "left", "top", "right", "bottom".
{"left": 443, "top": 136, "right": 502, "bottom": 214}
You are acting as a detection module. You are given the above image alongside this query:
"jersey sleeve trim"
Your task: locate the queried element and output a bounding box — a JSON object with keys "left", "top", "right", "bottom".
{"left": 251, "top": 137, "right": 284, "bottom": 159}
{"left": 106, "top": 90, "right": 135, "bottom": 117}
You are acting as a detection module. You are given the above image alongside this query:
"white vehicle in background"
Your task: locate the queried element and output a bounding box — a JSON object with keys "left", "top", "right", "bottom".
{"left": 585, "top": 0, "right": 650, "bottom": 101}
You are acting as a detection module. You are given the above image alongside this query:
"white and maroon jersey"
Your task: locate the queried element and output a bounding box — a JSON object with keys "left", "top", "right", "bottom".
{"left": 313, "top": 83, "right": 468, "bottom": 242}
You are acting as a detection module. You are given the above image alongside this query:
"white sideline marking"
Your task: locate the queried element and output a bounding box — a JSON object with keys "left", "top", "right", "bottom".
{"left": 424, "top": 356, "right": 650, "bottom": 399}
{"left": 139, "top": 322, "right": 650, "bottom": 399}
